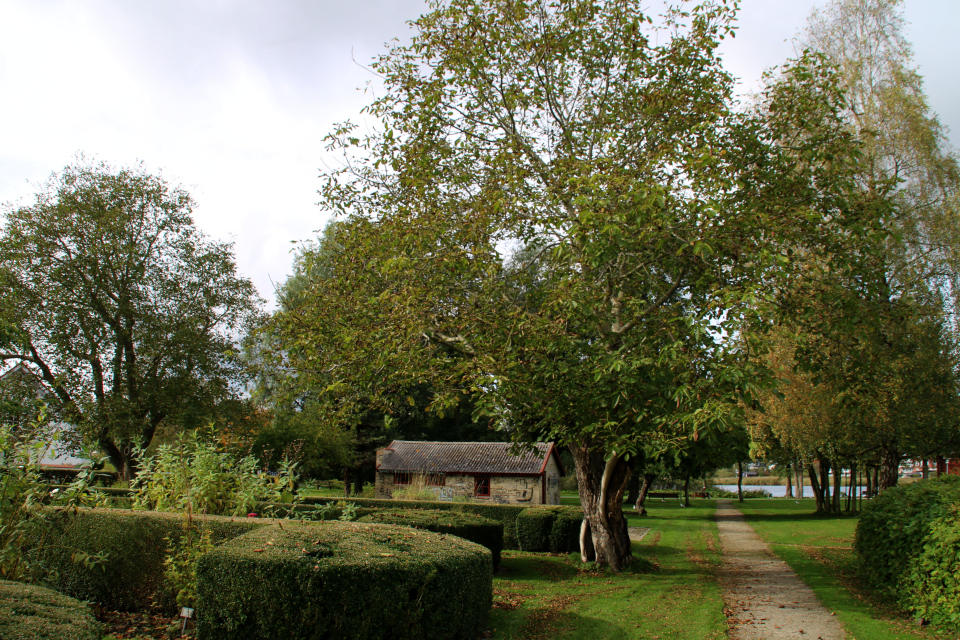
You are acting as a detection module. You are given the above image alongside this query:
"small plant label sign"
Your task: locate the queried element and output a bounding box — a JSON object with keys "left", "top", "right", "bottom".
{"left": 180, "top": 607, "right": 194, "bottom": 619}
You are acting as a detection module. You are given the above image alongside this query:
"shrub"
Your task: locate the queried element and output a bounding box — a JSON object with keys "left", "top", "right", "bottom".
{"left": 260, "top": 495, "right": 573, "bottom": 550}
{"left": 515, "top": 508, "right": 556, "bottom": 552}
{"left": 854, "top": 475, "right": 960, "bottom": 597}
{"left": 27, "top": 507, "right": 275, "bottom": 610}
{"left": 450, "top": 502, "right": 529, "bottom": 549}
{"left": 1, "top": 417, "right": 105, "bottom": 582}
{"left": 515, "top": 506, "right": 583, "bottom": 553}
{"left": 132, "top": 434, "right": 299, "bottom": 517}
{"left": 856, "top": 476, "right": 960, "bottom": 628}
{"left": 196, "top": 521, "right": 492, "bottom": 640}
{"left": 901, "top": 505, "right": 960, "bottom": 627}
{"left": 548, "top": 506, "right": 584, "bottom": 553}
{"left": 0, "top": 579, "right": 102, "bottom": 640}
{"left": 359, "top": 509, "right": 503, "bottom": 566}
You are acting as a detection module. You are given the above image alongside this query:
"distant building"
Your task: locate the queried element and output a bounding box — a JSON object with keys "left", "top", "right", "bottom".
{"left": 0, "top": 363, "right": 92, "bottom": 480}
{"left": 375, "top": 440, "right": 565, "bottom": 505}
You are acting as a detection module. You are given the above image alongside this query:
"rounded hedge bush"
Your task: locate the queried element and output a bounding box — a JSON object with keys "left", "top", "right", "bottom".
{"left": 196, "top": 521, "right": 492, "bottom": 640}
{"left": 0, "top": 580, "right": 102, "bottom": 640}
{"left": 359, "top": 509, "right": 503, "bottom": 567}
{"left": 855, "top": 475, "right": 960, "bottom": 594}
{"left": 27, "top": 507, "right": 273, "bottom": 610}
{"left": 855, "top": 475, "right": 960, "bottom": 627}
{"left": 515, "top": 506, "right": 583, "bottom": 553}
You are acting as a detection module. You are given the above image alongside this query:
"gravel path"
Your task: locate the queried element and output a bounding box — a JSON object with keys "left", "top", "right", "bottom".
{"left": 628, "top": 526, "right": 651, "bottom": 542}
{"left": 716, "top": 499, "right": 846, "bottom": 640}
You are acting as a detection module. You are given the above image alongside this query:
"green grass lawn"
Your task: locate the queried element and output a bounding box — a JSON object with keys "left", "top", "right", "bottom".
{"left": 736, "top": 498, "right": 952, "bottom": 640}
{"left": 489, "top": 498, "right": 726, "bottom": 640}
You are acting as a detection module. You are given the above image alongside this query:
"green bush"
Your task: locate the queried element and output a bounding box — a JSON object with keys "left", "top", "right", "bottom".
{"left": 294, "top": 496, "right": 530, "bottom": 549}
{"left": 27, "top": 508, "right": 274, "bottom": 611}
{"left": 132, "top": 435, "right": 299, "bottom": 516}
{"left": 196, "top": 521, "right": 492, "bottom": 640}
{"left": 855, "top": 475, "right": 960, "bottom": 596}
{"left": 515, "top": 506, "right": 582, "bottom": 553}
{"left": 359, "top": 509, "right": 503, "bottom": 567}
{"left": 548, "top": 506, "right": 584, "bottom": 553}
{"left": 901, "top": 505, "right": 960, "bottom": 627}
{"left": 515, "top": 508, "right": 556, "bottom": 552}
{"left": 0, "top": 579, "right": 102, "bottom": 640}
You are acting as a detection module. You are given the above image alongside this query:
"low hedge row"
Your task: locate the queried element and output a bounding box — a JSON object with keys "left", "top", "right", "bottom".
{"left": 855, "top": 475, "right": 960, "bottom": 627}
{"left": 197, "top": 521, "right": 492, "bottom": 640}
{"left": 40, "top": 486, "right": 584, "bottom": 553}
{"left": 359, "top": 509, "right": 503, "bottom": 567}
{"left": 296, "top": 497, "right": 582, "bottom": 551}
{"left": 0, "top": 579, "right": 102, "bottom": 640}
{"left": 27, "top": 508, "right": 275, "bottom": 610}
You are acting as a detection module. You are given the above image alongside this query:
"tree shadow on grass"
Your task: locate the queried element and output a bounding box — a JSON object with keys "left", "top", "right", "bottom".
{"left": 490, "top": 604, "right": 632, "bottom": 640}
{"left": 736, "top": 512, "right": 860, "bottom": 522}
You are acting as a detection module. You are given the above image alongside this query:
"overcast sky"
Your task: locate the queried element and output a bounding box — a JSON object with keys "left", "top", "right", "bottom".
{"left": 1, "top": 0, "right": 957, "bottom": 308}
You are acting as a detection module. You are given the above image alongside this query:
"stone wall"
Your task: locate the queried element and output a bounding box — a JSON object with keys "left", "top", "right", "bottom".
{"left": 375, "top": 471, "right": 551, "bottom": 504}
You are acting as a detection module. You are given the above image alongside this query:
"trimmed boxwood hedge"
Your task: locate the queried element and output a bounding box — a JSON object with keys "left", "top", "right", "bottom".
{"left": 359, "top": 509, "right": 503, "bottom": 567}
{"left": 196, "top": 521, "right": 492, "bottom": 640}
{"left": 44, "top": 488, "right": 584, "bottom": 552}
{"left": 0, "top": 579, "right": 102, "bottom": 640}
{"left": 28, "top": 507, "right": 276, "bottom": 610}
{"left": 296, "top": 497, "right": 582, "bottom": 551}
{"left": 515, "top": 506, "right": 583, "bottom": 553}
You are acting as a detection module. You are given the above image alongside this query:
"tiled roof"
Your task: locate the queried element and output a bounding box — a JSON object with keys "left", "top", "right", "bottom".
{"left": 377, "top": 441, "right": 562, "bottom": 476}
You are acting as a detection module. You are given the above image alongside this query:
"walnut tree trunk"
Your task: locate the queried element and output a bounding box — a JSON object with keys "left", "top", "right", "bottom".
{"left": 569, "top": 443, "right": 634, "bottom": 571}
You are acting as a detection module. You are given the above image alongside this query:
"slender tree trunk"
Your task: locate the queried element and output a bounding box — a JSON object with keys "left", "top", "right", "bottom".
{"left": 922, "top": 459, "right": 929, "bottom": 480}
{"left": 808, "top": 464, "right": 824, "bottom": 513}
{"left": 353, "top": 466, "right": 364, "bottom": 496}
{"left": 626, "top": 470, "right": 641, "bottom": 506}
{"left": 872, "top": 467, "right": 880, "bottom": 496}
{"left": 635, "top": 474, "right": 655, "bottom": 516}
{"left": 569, "top": 443, "right": 634, "bottom": 570}
{"left": 785, "top": 465, "right": 793, "bottom": 499}
{"left": 820, "top": 458, "right": 832, "bottom": 514}
{"left": 343, "top": 467, "right": 352, "bottom": 498}
{"left": 858, "top": 467, "right": 862, "bottom": 510}
{"left": 737, "top": 462, "right": 743, "bottom": 503}
{"left": 879, "top": 445, "right": 900, "bottom": 492}
{"left": 832, "top": 464, "right": 842, "bottom": 513}
{"left": 684, "top": 475, "right": 691, "bottom": 507}
{"left": 796, "top": 461, "right": 804, "bottom": 499}
{"left": 865, "top": 466, "right": 873, "bottom": 498}
{"left": 847, "top": 463, "right": 856, "bottom": 512}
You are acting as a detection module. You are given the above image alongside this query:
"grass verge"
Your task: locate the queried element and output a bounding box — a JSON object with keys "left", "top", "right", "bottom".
{"left": 489, "top": 500, "right": 726, "bottom": 640}
{"left": 736, "top": 498, "right": 951, "bottom": 640}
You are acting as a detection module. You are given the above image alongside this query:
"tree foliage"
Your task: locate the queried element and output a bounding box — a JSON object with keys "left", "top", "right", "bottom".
{"left": 278, "top": 0, "right": 878, "bottom": 569}
{"left": 748, "top": 0, "right": 960, "bottom": 496}
{"left": 0, "top": 160, "right": 263, "bottom": 479}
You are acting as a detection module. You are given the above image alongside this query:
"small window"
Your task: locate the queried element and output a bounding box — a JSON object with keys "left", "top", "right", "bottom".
{"left": 394, "top": 472, "right": 412, "bottom": 485}
{"left": 426, "top": 473, "right": 445, "bottom": 486}
{"left": 474, "top": 476, "right": 491, "bottom": 497}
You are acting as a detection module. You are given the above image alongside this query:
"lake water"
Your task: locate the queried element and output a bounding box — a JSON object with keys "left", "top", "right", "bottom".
{"left": 713, "top": 484, "right": 869, "bottom": 498}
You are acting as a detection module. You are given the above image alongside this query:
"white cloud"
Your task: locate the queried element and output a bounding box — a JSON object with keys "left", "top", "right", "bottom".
{"left": 1, "top": 0, "right": 956, "bottom": 310}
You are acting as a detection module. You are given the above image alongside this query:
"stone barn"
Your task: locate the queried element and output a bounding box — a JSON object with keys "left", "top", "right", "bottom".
{"left": 375, "top": 440, "right": 565, "bottom": 505}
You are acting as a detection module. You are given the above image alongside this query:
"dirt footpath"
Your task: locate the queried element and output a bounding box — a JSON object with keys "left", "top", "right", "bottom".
{"left": 716, "top": 499, "right": 846, "bottom": 640}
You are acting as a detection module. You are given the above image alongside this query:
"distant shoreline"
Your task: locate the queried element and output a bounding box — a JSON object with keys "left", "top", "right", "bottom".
{"left": 710, "top": 475, "right": 925, "bottom": 487}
